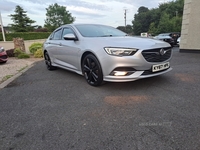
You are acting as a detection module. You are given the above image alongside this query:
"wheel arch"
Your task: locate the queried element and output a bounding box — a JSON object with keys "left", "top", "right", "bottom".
{"left": 81, "top": 51, "right": 104, "bottom": 86}
{"left": 80, "top": 51, "right": 103, "bottom": 74}
{"left": 43, "top": 49, "right": 47, "bottom": 55}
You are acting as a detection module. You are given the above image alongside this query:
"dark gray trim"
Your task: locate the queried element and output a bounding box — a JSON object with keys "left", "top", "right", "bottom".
{"left": 180, "top": 49, "right": 200, "bottom": 53}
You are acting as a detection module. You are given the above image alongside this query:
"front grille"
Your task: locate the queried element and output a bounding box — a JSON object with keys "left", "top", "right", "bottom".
{"left": 0, "top": 55, "right": 8, "bottom": 59}
{"left": 142, "top": 47, "right": 172, "bottom": 62}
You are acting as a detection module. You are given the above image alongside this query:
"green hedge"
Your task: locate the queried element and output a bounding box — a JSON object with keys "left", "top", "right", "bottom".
{"left": 0, "top": 32, "right": 51, "bottom": 41}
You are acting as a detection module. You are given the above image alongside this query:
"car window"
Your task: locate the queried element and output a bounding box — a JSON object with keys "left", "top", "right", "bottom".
{"left": 48, "top": 33, "right": 54, "bottom": 40}
{"left": 75, "top": 24, "right": 127, "bottom": 37}
{"left": 62, "top": 28, "right": 75, "bottom": 39}
{"left": 52, "top": 29, "right": 62, "bottom": 40}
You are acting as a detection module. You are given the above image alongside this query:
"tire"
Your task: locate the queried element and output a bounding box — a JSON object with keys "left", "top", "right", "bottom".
{"left": 82, "top": 54, "right": 103, "bottom": 86}
{"left": 44, "top": 52, "right": 56, "bottom": 70}
{"left": 0, "top": 61, "right": 7, "bottom": 64}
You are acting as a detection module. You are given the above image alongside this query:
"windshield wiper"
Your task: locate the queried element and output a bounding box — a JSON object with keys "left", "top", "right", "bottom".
{"left": 100, "top": 35, "right": 113, "bottom": 37}
{"left": 100, "top": 34, "right": 128, "bottom": 37}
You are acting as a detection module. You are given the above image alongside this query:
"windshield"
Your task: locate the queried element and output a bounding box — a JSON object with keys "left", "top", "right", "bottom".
{"left": 74, "top": 24, "right": 127, "bottom": 37}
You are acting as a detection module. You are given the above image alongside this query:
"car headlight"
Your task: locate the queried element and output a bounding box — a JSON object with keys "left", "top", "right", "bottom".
{"left": 0, "top": 47, "right": 5, "bottom": 53}
{"left": 104, "top": 47, "right": 138, "bottom": 56}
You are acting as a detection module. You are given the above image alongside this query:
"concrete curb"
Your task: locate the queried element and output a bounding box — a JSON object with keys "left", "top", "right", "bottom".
{"left": 0, "top": 64, "right": 34, "bottom": 89}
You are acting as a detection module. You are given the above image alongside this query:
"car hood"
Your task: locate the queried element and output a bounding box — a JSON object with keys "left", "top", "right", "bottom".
{"left": 84, "top": 36, "right": 170, "bottom": 50}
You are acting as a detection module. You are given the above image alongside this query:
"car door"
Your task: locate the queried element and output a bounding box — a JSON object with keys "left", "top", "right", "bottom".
{"left": 54, "top": 27, "right": 81, "bottom": 71}
{"left": 46, "top": 28, "right": 63, "bottom": 63}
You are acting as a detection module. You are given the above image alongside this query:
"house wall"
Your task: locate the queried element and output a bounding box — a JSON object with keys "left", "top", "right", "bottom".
{"left": 180, "top": 0, "right": 200, "bottom": 52}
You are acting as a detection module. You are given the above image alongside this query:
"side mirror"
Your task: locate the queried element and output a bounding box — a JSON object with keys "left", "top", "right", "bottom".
{"left": 63, "top": 33, "right": 78, "bottom": 41}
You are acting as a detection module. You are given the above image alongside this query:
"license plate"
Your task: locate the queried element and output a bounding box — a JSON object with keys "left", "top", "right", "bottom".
{"left": 152, "top": 62, "right": 170, "bottom": 72}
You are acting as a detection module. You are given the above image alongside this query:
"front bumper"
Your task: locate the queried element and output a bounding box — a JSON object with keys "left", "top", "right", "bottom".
{"left": 0, "top": 51, "right": 8, "bottom": 62}
{"left": 100, "top": 47, "right": 172, "bottom": 82}
{"left": 103, "top": 67, "right": 172, "bottom": 82}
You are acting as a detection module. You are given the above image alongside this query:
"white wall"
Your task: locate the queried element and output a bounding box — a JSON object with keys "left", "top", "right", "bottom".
{"left": 180, "top": 0, "right": 200, "bottom": 51}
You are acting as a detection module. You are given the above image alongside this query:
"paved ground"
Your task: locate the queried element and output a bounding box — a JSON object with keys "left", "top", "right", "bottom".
{"left": 0, "top": 47, "right": 200, "bottom": 150}
{"left": 0, "top": 57, "right": 42, "bottom": 85}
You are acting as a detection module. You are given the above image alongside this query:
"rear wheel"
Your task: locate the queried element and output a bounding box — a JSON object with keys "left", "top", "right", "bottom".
{"left": 44, "top": 52, "right": 56, "bottom": 70}
{"left": 82, "top": 54, "right": 103, "bottom": 86}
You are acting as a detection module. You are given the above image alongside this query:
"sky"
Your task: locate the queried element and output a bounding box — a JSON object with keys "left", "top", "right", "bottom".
{"left": 0, "top": 0, "right": 168, "bottom": 28}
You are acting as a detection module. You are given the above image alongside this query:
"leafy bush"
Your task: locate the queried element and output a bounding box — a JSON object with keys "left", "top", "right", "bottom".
{"left": 14, "top": 48, "right": 23, "bottom": 57}
{"left": 34, "top": 28, "right": 48, "bottom": 32}
{"left": 0, "top": 32, "right": 51, "bottom": 41}
{"left": 29, "top": 43, "right": 43, "bottom": 54}
{"left": 14, "top": 47, "right": 30, "bottom": 59}
{"left": 34, "top": 48, "right": 43, "bottom": 58}
{"left": 17, "top": 53, "right": 30, "bottom": 59}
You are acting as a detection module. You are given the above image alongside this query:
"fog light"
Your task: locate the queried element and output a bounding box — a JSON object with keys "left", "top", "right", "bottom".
{"left": 114, "top": 71, "right": 128, "bottom": 76}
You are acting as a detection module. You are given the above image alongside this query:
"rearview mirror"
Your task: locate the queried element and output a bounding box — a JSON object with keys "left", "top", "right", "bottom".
{"left": 63, "top": 33, "right": 78, "bottom": 41}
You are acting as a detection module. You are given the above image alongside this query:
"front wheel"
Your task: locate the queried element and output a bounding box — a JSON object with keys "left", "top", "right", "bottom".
{"left": 44, "top": 52, "right": 56, "bottom": 70}
{"left": 82, "top": 54, "right": 103, "bottom": 86}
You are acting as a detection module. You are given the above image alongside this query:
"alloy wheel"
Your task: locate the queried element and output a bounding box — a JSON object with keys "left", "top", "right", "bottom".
{"left": 82, "top": 54, "right": 103, "bottom": 86}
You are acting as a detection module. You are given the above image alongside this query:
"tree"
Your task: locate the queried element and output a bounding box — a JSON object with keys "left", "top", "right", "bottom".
{"left": 138, "top": 6, "right": 149, "bottom": 13}
{"left": 148, "top": 22, "right": 157, "bottom": 35}
{"left": 117, "top": 25, "right": 133, "bottom": 34}
{"left": 156, "top": 13, "right": 173, "bottom": 33}
{"left": 44, "top": 3, "right": 75, "bottom": 32}
{"left": 117, "top": 26, "right": 126, "bottom": 32}
{"left": 9, "top": 5, "right": 36, "bottom": 32}
{"left": 132, "top": 0, "right": 184, "bottom": 35}
{"left": 132, "top": 6, "right": 151, "bottom": 35}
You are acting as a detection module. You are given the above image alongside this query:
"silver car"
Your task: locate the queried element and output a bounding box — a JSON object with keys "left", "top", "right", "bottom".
{"left": 43, "top": 24, "right": 172, "bottom": 86}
